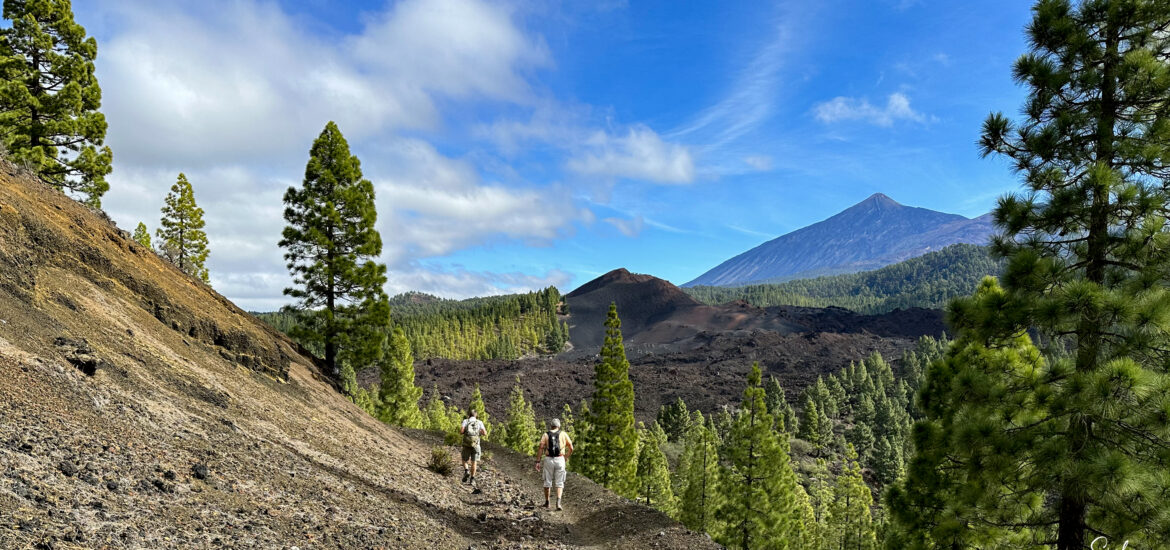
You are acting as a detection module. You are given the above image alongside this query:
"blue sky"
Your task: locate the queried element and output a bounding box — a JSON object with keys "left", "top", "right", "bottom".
{"left": 75, "top": 0, "right": 1034, "bottom": 310}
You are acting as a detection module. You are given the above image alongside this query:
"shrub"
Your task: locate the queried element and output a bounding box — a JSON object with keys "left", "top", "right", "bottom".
{"left": 427, "top": 446, "right": 453, "bottom": 477}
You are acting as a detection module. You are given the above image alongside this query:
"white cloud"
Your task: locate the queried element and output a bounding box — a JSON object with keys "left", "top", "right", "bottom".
{"left": 813, "top": 92, "right": 929, "bottom": 126}
{"left": 351, "top": 0, "right": 549, "bottom": 101}
{"left": 96, "top": 0, "right": 548, "bottom": 168}
{"left": 603, "top": 215, "right": 644, "bottom": 238}
{"left": 89, "top": 0, "right": 582, "bottom": 307}
{"left": 566, "top": 126, "right": 695, "bottom": 184}
{"left": 369, "top": 138, "right": 586, "bottom": 267}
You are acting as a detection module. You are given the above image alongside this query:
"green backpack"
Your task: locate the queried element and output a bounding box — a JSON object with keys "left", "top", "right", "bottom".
{"left": 462, "top": 419, "right": 481, "bottom": 448}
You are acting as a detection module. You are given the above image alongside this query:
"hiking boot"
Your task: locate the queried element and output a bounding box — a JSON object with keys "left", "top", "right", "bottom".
{"left": 462, "top": 470, "right": 470, "bottom": 484}
{"left": 544, "top": 500, "right": 551, "bottom": 508}
{"left": 556, "top": 502, "right": 563, "bottom": 511}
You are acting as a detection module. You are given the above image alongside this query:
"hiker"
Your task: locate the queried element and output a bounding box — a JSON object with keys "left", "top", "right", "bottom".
{"left": 460, "top": 410, "right": 487, "bottom": 486}
{"left": 535, "top": 418, "right": 573, "bottom": 510}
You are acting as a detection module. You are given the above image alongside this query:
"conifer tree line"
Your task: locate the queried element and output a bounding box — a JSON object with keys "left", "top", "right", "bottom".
{"left": 258, "top": 287, "right": 569, "bottom": 362}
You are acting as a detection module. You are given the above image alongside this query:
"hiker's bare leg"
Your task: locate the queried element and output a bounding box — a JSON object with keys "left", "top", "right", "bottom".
{"left": 543, "top": 487, "right": 551, "bottom": 505}
{"left": 555, "top": 487, "right": 563, "bottom": 502}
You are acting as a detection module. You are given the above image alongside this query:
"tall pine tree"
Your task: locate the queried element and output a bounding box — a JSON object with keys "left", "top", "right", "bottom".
{"left": 280, "top": 121, "right": 390, "bottom": 378}
{"left": 830, "top": 445, "right": 877, "bottom": 550}
{"left": 157, "top": 173, "right": 210, "bottom": 283}
{"left": 377, "top": 326, "right": 423, "bottom": 428}
{"left": 0, "top": 0, "right": 112, "bottom": 207}
{"left": 717, "top": 362, "right": 801, "bottom": 549}
{"left": 890, "top": 1, "right": 1170, "bottom": 548}
{"left": 678, "top": 413, "right": 722, "bottom": 535}
{"left": 578, "top": 302, "right": 638, "bottom": 497}
{"left": 635, "top": 423, "right": 676, "bottom": 516}
{"left": 502, "top": 377, "right": 539, "bottom": 456}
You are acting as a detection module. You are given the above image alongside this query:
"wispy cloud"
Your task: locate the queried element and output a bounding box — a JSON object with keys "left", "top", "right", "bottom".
{"left": 743, "top": 155, "right": 774, "bottom": 171}
{"left": 668, "top": 15, "right": 795, "bottom": 148}
{"left": 813, "top": 92, "right": 930, "bottom": 126}
{"left": 727, "top": 224, "right": 775, "bottom": 239}
{"left": 603, "top": 215, "right": 645, "bottom": 237}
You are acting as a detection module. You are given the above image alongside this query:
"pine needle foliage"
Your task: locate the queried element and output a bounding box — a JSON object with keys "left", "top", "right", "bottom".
{"left": 157, "top": 173, "right": 210, "bottom": 283}
{"left": 635, "top": 423, "right": 676, "bottom": 517}
{"left": 0, "top": 0, "right": 112, "bottom": 207}
{"left": 890, "top": 2, "right": 1170, "bottom": 549}
{"left": 578, "top": 302, "right": 638, "bottom": 498}
{"left": 502, "top": 377, "right": 539, "bottom": 456}
{"left": 132, "top": 222, "right": 151, "bottom": 249}
{"left": 280, "top": 121, "right": 390, "bottom": 378}
{"left": 377, "top": 326, "right": 423, "bottom": 428}
{"left": 678, "top": 413, "right": 722, "bottom": 535}
{"left": 717, "top": 362, "right": 802, "bottom": 549}
{"left": 830, "top": 445, "right": 877, "bottom": 550}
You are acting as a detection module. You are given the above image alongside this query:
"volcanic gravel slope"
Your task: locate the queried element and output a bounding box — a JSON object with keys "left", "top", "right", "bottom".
{"left": 0, "top": 162, "right": 716, "bottom": 549}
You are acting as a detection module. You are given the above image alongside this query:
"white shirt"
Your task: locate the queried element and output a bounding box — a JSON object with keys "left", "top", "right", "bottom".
{"left": 462, "top": 417, "right": 484, "bottom": 435}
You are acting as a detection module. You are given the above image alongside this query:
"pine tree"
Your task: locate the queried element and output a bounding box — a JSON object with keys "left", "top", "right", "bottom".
{"left": 377, "top": 326, "right": 423, "bottom": 429}
{"left": 794, "top": 484, "right": 818, "bottom": 549}
{"left": 797, "top": 393, "right": 823, "bottom": 452}
{"left": 635, "top": 423, "right": 676, "bottom": 516}
{"left": 830, "top": 445, "right": 877, "bottom": 550}
{"left": 678, "top": 413, "right": 721, "bottom": 535}
{"left": 132, "top": 222, "right": 151, "bottom": 249}
{"left": 502, "top": 377, "right": 539, "bottom": 456}
{"left": 656, "top": 397, "right": 690, "bottom": 442}
{"left": 560, "top": 403, "right": 575, "bottom": 440}
{"left": 717, "top": 362, "right": 801, "bottom": 549}
{"left": 468, "top": 384, "right": 491, "bottom": 439}
{"left": 280, "top": 121, "right": 390, "bottom": 377}
{"left": 339, "top": 362, "right": 360, "bottom": 403}
{"left": 806, "top": 458, "right": 834, "bottom": 550}
{"left": 889, "top": 2, "right": 1170, "bottom": 548}
{"left": 156, "top": 173, "right": 210, "bottom": 283}
{"left": 567, "top": 400, "right": 590, "bottom": 474}
{"left": 421, "top": 384, "right": 464, "bottom": 445}
{"left": 0, "top": 0, "right": 112, "bottom": 207}
{"left": 578, "top": 302, "right": 638, "bottom": 497}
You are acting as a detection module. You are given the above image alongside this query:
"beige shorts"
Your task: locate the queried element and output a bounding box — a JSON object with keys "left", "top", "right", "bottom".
{"left": 462, "top": 445, "right": 481, "bottom": 463}
{"left": 542, "top": 456, "right": 566, "bottom": 488}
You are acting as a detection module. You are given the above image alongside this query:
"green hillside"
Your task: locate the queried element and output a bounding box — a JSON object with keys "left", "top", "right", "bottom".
{"left": 256, "top": 287, "right": 568, "bottom": 361}
{"left": 684, "top": 243, "right": 1002, "bottom": 314}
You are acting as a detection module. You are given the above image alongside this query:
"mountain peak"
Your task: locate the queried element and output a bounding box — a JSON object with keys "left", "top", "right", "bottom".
{"left": 684, "top": 194, "right": 992, "bottom": 287}
{"left": 859, "top": 192, "right": 901, "bottom": 208}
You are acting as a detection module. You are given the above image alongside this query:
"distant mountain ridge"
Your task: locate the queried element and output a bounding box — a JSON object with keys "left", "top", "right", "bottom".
{"left": 685, "top": 243, "right": 1002, "bottom": 314}
{"left": 684, "top": 193, "right": 995, "bottom": 287}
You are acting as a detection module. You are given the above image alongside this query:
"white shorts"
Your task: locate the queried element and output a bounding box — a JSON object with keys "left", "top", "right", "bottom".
{"left": 541, "top": 456, "right": 566, "bottom": 488}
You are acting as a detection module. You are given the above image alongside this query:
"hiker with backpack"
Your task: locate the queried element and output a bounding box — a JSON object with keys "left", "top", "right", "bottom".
{"left": 460, "top": 410, "right": 487, "bottom": 486}
{"left": 535, "top": 418, "right": 573, "bottom": 511}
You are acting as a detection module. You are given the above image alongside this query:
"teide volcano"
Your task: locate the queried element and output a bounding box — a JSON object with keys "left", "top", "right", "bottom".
{"left": 685, "top": 193, "right": 994, "bottom": 287}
